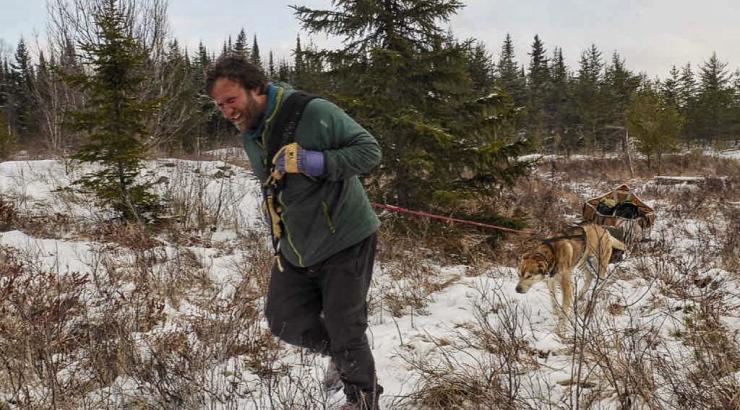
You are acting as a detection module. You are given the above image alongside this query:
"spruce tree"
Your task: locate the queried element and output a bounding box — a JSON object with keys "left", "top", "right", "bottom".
{"left": 526, "top": 34, "right": 550, "bottom": 146}
{"left": 268, "top": 51, "right": 276, "bottom": 79}
{"left": 292, "top": 36, "right": 305, "bottom": 86}
{"left": 573, "top": 44, "right": 606, "bottom": 150}
{"left": 496, "top": 34, "right": 526, "bottom": 107}
{"left": 626, "top": 85, "right": 681, "bottom": 171}
{"left": 547, "top": 47, "right": 574, "bottom": 154}
{"left": 277, "top": 59, "right": 292, "bottom": 82}
{"left": 603, "top": 52, "right": 640, "bottom": 147}
{"left": 8, "top": 38, "right": 37, "bottom": 140}
{"left": 0, "top": 111, "right": 15, "bottom": 159}
{"left": 661, "top": 65, "right": 681, "bottom": 110}
{"left": 66, "top": 0, "right": 159, "bottom": 222}
{"left": 678, "top": 64, "right": 696, "bottom": 112}
{"left": 251, "top": 35, "right": 262, "bottom": 68}
{"left": 693, "top": 53, "right": 734, "bottom": 142}
{"left": 234, "top": 28, "right": 250, "bottom": 60}
{"left": 293, "top": 0, "right": 531, "bottom": 210}
{"left": 465, "top": 40, "right": 494, "bottom": 93}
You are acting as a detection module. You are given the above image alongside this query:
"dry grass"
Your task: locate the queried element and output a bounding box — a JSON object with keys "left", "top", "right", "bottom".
{"left": 1, "top": 150, "right": 738, "bottom": 409}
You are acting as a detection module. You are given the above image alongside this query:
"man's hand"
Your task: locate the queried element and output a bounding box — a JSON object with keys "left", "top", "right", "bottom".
{"left": 272, "top": 142, "right": 326, "bottom": 177}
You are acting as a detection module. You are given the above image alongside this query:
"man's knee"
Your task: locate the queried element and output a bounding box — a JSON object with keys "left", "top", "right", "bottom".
{"left": 266, "top": 309, "right": 327, "bottom": 350}
{"left": 266, "top": 308, "right": 300, "bottom": 343}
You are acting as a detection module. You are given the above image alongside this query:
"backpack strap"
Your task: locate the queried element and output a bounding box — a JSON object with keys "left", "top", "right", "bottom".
{"left": 261, "top": 90, "right": 319, "bottom": 262}
{"left": 266, "top": 91, "right": 319, "bottom": 164}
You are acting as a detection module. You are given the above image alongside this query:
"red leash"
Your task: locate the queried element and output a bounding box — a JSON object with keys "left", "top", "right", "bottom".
{"left": 371, "top": 203, "right": 535, "bottom": 235}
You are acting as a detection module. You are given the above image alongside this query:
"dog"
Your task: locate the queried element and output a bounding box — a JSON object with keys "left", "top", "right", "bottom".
{"left": 515, "top": 224, "right": 626, "bottom": 331}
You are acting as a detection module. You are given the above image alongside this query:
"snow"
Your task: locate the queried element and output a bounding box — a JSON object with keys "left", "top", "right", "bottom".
{"left": 1, "top": 154, "right": 738, "bottom": 409}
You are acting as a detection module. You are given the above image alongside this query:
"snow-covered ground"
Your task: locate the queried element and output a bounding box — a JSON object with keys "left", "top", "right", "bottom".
{"left": 1, "top": 152, "right": 738, "bottom": 409}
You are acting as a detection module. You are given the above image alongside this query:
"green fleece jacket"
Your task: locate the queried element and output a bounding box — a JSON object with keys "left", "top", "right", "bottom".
{"left": 242, "top": 83, "right": 381, "bottom": 267}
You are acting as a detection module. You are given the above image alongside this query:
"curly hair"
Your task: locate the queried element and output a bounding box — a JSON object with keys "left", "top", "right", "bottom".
{"left": 206, "top": 55, "right": 268, "bottom": 96}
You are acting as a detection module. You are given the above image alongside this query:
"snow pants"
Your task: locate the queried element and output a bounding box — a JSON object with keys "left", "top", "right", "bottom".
{"left": 265, "top": 233, "right": 382, "bottom": 404}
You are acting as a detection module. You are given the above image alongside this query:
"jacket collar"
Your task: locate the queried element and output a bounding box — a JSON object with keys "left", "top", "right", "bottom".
{"left": 245, "top": 83, "right": 280, "bottom": 141}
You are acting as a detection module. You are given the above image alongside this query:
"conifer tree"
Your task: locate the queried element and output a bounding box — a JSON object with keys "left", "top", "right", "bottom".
{"left": 8, "top": 38, "right": 37, "bottom": 140}
{"left": 277, "top": 59, "right": 292, "bottom": 82}
{"left": 66, "top": 0, "right": 159, "bottom": 222}
{"left": 268, "top": 51, "right": 276, "bottom": 78}
{"left": 693, "top": 52, "right": 734, "bottom": 141}
{"left": 293, "top": 36, "right": 305, "bottom": 85}
{"left": 465, "top": 40, "right": 494, "bottom": 92}
{"left": 573, "top": 44, "right": 606, "bottom": 150}
{"left": 547, "top": 47, "right": 573, "bottom": 154}
{"left": 294, "top": 1, "right": 531, "bottom": 209}
{"left": 526, "top": 34, "right": 550, "bottom": 145}
{"left": 0, "top": 111, "right": 15, "bottom": 159}
{"left": 233, "top": 28, "right": 250, "bottom": 60}
{"left": 626, "top": 85, "right": 681, "bottom": 171}
{"left": 603, "top": 52, "right": 640, "bottom": 147}
{"left": 661, "top": 65, "right": 681, "bottom": 109}
{"left": 154, "top": 39, "right": 199, "bottom": 153}
{"left": 0, "top": 58, "right": 7, "bottom": 108}
{"left": 678, "top": 63, "right": 696, "bottom": 112}
{"left": 251, "top": 34, "right": 262, "bottom": 68}
{"left": 496, "top": 34, "right": 526, "bottom": 107}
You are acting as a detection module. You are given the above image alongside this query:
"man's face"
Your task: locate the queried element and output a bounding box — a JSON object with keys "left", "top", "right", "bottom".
{"left": 211, "top": 78, "right": 265, "bottom": 131}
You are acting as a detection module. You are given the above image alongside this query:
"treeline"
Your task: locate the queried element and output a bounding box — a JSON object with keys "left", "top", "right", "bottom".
{"left": 0, "top": 0, "right": 738, "bottom": 217}
{"left": 2, "top": 8, "right": 739, "bottom": 159}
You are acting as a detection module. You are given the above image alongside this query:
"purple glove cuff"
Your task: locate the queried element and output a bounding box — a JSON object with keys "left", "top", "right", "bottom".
{"left": 298, "top": 149, "right": 326, "bottom": 177}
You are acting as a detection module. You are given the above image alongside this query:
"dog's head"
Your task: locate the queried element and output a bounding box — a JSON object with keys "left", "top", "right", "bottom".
{"left": 515, "top": 249, "right": 550, "bottom": 294}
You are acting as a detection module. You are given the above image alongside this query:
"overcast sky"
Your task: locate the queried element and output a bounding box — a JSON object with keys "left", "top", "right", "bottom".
{"left": 1, "top": 0, "right": 739, "bottom": 79}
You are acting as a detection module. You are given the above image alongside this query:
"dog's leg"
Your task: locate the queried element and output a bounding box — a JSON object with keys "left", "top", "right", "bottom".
{"left": 558, "top": 271, "right": 574, "bottom": 333}
{"left": 547, "top": 279, "right": 559, "bottom": 309}
{"left": 577, "top": 262, "right": 593, "bottom": 302}
{"left": 547, "top": 279, "right": 565, "bottom": 332}
{"left": 598, "top": 247, "right": 611, "bottom": 280}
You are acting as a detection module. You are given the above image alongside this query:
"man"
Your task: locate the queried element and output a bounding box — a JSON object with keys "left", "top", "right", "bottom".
{"left": 207, "top": 56, "right": 383, "bottom": 410}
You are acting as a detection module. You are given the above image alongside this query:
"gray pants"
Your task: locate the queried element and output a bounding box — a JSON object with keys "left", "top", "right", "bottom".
{"left": 265, "top": 233, "right": 382, "bottom": 403}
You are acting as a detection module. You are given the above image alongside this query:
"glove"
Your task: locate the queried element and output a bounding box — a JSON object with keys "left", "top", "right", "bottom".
{"left": 273, "top": 142, "right": 326, "bottom": 177}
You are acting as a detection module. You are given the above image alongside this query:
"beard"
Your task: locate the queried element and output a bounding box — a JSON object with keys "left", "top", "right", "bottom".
{"left": 233, "top": 94, "right": 262, "bottom": 131}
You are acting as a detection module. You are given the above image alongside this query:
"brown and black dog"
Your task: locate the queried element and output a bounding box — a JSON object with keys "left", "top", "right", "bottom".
{"left": 515, "top": 224, "right": 625, "bottom": 331}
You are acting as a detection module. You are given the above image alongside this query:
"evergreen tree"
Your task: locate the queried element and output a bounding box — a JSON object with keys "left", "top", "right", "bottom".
{"left": 233, "top": 28, "right": 250, "bottom": 60}
{"left": 8, "top": 38, "right": 37, "bottom": 140}
{"left": 527, "top": 35, "right": 549, "bottom": 92}
{"left": 678, "top": 63, "right": 697, "bottom": 112}
{"left": 526, "top": 34, "right": 550, "bottom": 146}
{"left": 66, "top": 0, "right": 159, "bottom": 222}
{"left": 573, "top": 44, "right": 606, "bottom": 150}
{"left": 268, "top": 51, "right": 276, "bottom": 78}
{"left": 251, "top": 34, "right": 262, "bottom": 68}
{"left": 465, "top": 40, "right": 494, "bottom": 92}
{"left": 0, "top": 58, "right": 9, "bottom": 111}
{"left": 191, "top": 42, "right": 230, "bottom": 149}
{"left": 0, "top": 111, "right": 15, "bottom": 159}
{"left": 602, "top": 52, "right": 640, "bottom": 146}
{"left": 661, "top": 65, "right": 681, "bottom": 109}
{"left": 626, "top": 85, "right": 682, "bottom": 171}
{"left": 292, "top": 37, "right": 325, "bottom": 92}
{"left": 277, "top": 59, "right": 292, "bottom": 82}
{"left": 293, "top": 36, "right": 305, "bottom": 85}
{"left": 294, "top": 0, "right": 531, "bottom": 210}
{"left": 546, "top": 47, "right": 574, "bottom": 154}
{"left": 496, "top": 34, "right": 526, "bottom": 107}
{"left": 154, "top": 39, "right": 199, "bottom": 153}
{"left": 692, "top": 52, "right": 735, "bottom": 142}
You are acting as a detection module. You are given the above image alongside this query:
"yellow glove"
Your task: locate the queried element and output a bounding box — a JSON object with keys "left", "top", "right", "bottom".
{"left": 272, "top": 143, "right": 300, "bottom": 173}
